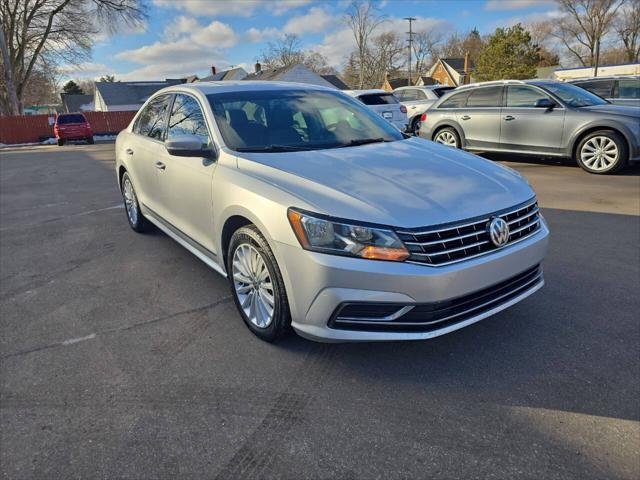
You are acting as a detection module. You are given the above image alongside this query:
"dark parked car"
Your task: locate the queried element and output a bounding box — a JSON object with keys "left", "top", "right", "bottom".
{"left": 54, "top": 113, "right": 94, "bottom": 146}
{"left": 569, "top": 76, "right": 640, "bottom": 107}
{"left": 418, "top": 80, "right": 640, "bottom": 174}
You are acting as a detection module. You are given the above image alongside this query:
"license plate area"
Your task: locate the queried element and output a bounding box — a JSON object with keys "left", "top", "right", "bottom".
{"left": 382, "top": 111, "right": 393, "bottom": 120}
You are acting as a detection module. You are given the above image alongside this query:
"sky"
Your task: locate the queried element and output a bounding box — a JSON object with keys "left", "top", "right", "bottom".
{"left": 63, "top": 0, "right": 560, "bottom": 82}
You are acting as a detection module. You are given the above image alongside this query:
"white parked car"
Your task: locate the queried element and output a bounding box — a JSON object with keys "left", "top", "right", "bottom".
{"left": 344, "top": 89, "right": 408, "bottom": 131}
{"left": 394, "top": 85, "right": 455, "bottom": 133}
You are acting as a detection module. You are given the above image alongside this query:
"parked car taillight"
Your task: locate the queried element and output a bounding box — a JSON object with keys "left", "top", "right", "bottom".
{"left": 420, "top": 113, "right": 427, "bottom": 122}
{"left": 400, "top": 105, "right": 407, "bottom": 114}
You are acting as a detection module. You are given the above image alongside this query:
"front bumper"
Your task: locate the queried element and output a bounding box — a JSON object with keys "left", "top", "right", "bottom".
{"left": 274, "top": 218, "right": 549, "bottom": 342}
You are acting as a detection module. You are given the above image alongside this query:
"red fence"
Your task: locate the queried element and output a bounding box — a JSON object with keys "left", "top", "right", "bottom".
{"left": 0, "top": 110, "right": 137, "bottom": 145}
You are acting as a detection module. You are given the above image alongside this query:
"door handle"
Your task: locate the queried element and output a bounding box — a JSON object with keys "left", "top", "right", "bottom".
{"left": 461, "top": 115, "right": 471, "bottom": 120}
{"left": 504, "top": 115, "right": 515, "bottom": 121}
{"left": 155, "top": 161, "right": 166, "bottom": 170}
{"left": 126, "top": 148, "right": 134, "bottom": 155}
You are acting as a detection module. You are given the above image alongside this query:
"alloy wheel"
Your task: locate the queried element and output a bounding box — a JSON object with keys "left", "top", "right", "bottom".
{"left": 580, "top": 136, "right": 619, "bottom": 172}
{"left": 122, "top": 177, "right": 139, "bottom": 225}
{"left": 435, "top": 131, "right": 458, "bottom": 147}
{"left": 232, "top": 243, "right": 275, "bottom": 329}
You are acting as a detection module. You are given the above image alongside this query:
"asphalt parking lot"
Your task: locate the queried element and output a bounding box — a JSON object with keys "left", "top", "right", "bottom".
{"left": 1, "top": 143, "right": 639, "bottom": 479}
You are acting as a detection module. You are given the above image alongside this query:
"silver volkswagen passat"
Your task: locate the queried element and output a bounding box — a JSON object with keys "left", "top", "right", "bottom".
{"left": 115, "top": 81, "right": 549, "bottom": 342}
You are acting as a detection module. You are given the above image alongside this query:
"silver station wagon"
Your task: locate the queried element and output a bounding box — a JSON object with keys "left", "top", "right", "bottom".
{"left": 115, "top": 81, "right": 549, "bottom": 342}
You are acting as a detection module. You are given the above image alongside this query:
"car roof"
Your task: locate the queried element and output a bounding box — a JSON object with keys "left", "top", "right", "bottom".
{"left": 568, "top": 75, "right": 639, "bottom": 81}
{"left": 394, "top": 85, "right": 448, "bottom": 91}
{"left": 344, "top": 89, "right": 391, "bottom": 96}
{"left": 155, "top": 80, "right": 338, "bottom": 96}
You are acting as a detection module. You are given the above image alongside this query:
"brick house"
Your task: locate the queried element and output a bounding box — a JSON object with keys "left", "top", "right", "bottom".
{"left": 427, "top": 54, "right": 474, "bottom": 87}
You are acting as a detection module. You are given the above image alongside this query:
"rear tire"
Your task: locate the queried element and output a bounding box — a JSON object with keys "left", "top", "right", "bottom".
{"left": 120, "top": 172, "right": 152, "bottom": 233}
{"left": 410, "top": 117, "right": 421, "bottom": 135}
{"left": 57, "top": 139, "right": 64, "bottom": 146}
{"left": 433, "top": 127, "right": 460, "bottom": 148}
{"left": 87, "top": 136, "right": 94, "bottom": 145}
{"left": 227, "top": 225, "right": 291, "bottom": 342}
{"left": 575, "top": 130, "right": 627, "bottom": 174}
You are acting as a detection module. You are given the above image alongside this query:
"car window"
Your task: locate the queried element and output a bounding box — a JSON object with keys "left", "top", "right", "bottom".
{"left": 466, "top": 86, "right": 503, "bottom": 107}
{"left": 398, "top": 89, "right": 419, "bottom": 101}
{"left": 575, "top": 80, "right": 614, "bottom": 98}
{"left": 438, "top": 90, "right": 471, "bottom": 108}
{"left": 536, "top": 82, "right": 607, "bottom": 107}
{"left": 167, "top": 94, "right": 211, "bottom": 146}
{"left": 617, "top": 79, "right": 640, "bottom": 99}
{"left": 506, "top": 86, "right": 550, "bottom": 107}
{"left": 433, "top": 87, "right": 454, "bottom": 97}
{"left": 208, "top": 89, "right": 403, "bottom": 152}
{"left": 358, "top": 93, "right": 399, "bottom": 105}
{"left": 416, "top": 90, "right": 427, "bottom": 100}
{"left": 134, "top": 95, "right": 171, "bottom": 140}
{"left": 56, "top": 114, "right": 86, "bottom": 124}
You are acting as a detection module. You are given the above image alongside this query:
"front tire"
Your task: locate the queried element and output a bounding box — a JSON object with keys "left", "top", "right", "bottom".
{"left": 433, "top": 127, "right": 460, "bottom": 148}
{"left": 576, "top": 130, "right": 627, "bottom": 174}
{"left": 227, "top": 225, "right": 290, "bottom": 342}
{"left": 121, "top": 172, "right": 152, "bottom": 232}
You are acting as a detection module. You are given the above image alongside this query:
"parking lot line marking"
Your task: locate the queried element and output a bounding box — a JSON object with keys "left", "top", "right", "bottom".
{"left": 61, "top": 333, "right": 96, "bottom": 345}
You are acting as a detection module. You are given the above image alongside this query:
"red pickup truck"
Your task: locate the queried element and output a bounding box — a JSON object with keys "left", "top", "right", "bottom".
{"left": 54, "top": 113, "right": 94, "bottom": 146}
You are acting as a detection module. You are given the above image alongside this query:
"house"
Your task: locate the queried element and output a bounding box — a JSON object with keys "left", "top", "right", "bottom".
{"left": 60, "top": 94, "right": 94, "bottom": 113}
{"left": 320, "top": 74, "right": 350, "bottom": 90}
{"left": 199, "top": 65, "right": 248, "bottom": 82}
{"left": 414, "top": 76, "right": 436, "bottom": 86}
{"left": 427, "top": 54, "right": 474, "bottom": 87}
{"left": 553, "top": 63, "right": 640, "bottom": 80}
{"left": 382, "top": 77, "right": 412, "bottom": 92}
{"left": 93, "top": 79, "right": 186, "bottom": 112}
{"left": 242, "top": 63, "right": 339, "bottom": 89}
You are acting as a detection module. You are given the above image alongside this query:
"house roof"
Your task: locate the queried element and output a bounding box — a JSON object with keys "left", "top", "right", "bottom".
{"left": 388, "top": 78, "right": 411, "bottom": 89}
{"left": 95, "top": 79, "right": 185, "bottom": 106}
{"left": 243, "top": 64, "right": 297, "bottom": 81}
{"left": 60, "top": 94, "right": 93, "bottom": 112}
{"left": 200, "top": 67, "right": 248, "bottom": 82}
{"left": 441, "top": 58, "right": 474, "bottom": 73}
{"left": 416, "top": 76, "right": 435, "bottom": 85}
{"left": 321, "top": 74, "right": 350, "bottom": 90}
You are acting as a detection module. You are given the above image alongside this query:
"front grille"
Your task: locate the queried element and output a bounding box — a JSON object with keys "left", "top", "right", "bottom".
{"left": 329, "top": 264, "right": 543, "bottom": 332}
{"left": 396, "top": 199, "right": 541, "bottom": 266}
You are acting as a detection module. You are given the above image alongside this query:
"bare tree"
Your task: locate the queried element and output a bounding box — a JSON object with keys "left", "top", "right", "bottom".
{"left": 412, "top": 30, "right": 442, "bottom": 75}
{"left": 258, "top": 34, "right": 335, "bottom": 74}
{"left": 554, "top": 0, "right": 624, "bottom": 72}
{"left": 614, "top": 0, "right": 640, "bottom": 62}
{"left": 345, "top": 0, "right": 385, "bottom": 88}
{"left": 0, "top": 0, "right": 145, "bottom": 115}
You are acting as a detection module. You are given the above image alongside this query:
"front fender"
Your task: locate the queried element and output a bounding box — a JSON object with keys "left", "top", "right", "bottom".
{"left": 568, "top": 120, "right": 637, "bottom": 159}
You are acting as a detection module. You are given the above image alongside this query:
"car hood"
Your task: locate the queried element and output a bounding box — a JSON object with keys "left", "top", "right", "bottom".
{"left": 581, "top": 104, "right": 640, "bottom": 118}
{"left": 236, "top": 137, "right": 535, "bottom": 228}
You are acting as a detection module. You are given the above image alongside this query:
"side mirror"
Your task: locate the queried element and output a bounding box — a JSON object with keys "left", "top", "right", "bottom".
{"left": 165, "top": 134, "right": 215, "bottom": 158}
{"left": 534, "top": 98, "right": 556, "bottom": 110}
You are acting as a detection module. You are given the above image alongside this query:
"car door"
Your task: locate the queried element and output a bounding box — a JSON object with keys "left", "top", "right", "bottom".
{"left": 127, "top": 94, "right": 172, "bottom": 212}
{"left": 155, "top": 93, "right": 218, "bottom": 253}
{"left": 500, "top": 85, "right": 565, "bottom": 155}
{"left": 455, "top": 85, "right": 503, "bottom": 149}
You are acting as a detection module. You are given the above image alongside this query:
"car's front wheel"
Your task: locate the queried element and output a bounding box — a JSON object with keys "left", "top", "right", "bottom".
{"left": 576, "top": 130, "right": 627, "bottom": 174}
{"left": 433, "top": 127, "right": 460, "bottom": 148}
{"left": 121, "top": 172, "right": 152, "bottom": 232}
{"left": 227, "top": 225, "right": 290, "bottom": 342}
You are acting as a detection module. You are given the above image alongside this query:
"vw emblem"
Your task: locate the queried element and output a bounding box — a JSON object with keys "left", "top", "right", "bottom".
{"left": 488, "top": 217, "right": 510, "bottom": 247}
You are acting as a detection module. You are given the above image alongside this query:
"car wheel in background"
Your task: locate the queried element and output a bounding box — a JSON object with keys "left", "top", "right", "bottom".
{"left": 227, "top": 225, "right": 291, "bottom": 342}
{"left": 410, "top": 117, "right": 421, "bottom": 135}
{"left": 57, "top": 139, "right": 64, "bottom": 146}
{"left": 87, "top": 136, "right": 94, "bottom": 145}
{"left": 121, "top": 172, "right": 152, "bottom": 233}
{"left": 576, "top": 130, "right": 627, "bottom": 174}
{"left": 434, "top": 127, "right": 460, "bottom": 148}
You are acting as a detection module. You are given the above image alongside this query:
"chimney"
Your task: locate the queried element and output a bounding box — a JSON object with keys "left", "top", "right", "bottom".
{"left": 211, "top": 65, "right": 216, "bottom": 76}
{"left": 463, "top": 52, "right": 470, "bottom": 84}
{"left": 254, "top": 62, "right": 261, "bottom": 73}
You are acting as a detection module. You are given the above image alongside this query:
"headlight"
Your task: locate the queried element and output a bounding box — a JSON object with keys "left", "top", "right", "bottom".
{"left": 287, "top": 208, "right": 409, "bottom": 261}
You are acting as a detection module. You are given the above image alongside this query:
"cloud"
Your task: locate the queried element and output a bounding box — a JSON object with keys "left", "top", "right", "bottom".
{"left": 485, "top": 0, "right": 555, "bottom": 11}
{"left": 284, "top": 6, "right": 334, "bottom": 35}
{"left": 491, "top": 9, "right": 562, "bottom": 29}
{"left": 163, "top": 16, "right": 200, "bottom": 40}
{"left": 60, "top": 63, "right": 112, "bottom": 80}
{"left": 245, "top": 27, "right": 283, "bottom": 43}
{"left": 152, "top": 0, "right": 311, "bottom": 17}
{"left": 191, "top": 20, "right": 239, "bottom": 48}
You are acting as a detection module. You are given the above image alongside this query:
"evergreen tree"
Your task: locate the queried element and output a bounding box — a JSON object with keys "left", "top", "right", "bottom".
{"left": 62, "top": 80, "right": 84, "bottom": 95}
{"left": 475, "top": 24, "right": 540, "bottom": 81}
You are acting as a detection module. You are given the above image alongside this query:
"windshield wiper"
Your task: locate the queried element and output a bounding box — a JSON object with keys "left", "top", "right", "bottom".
{"left": 345, "top": 137, "right": 389, "bottom": 147}
{"left": 235, "top": 144, "right": 316, "bottom": 152}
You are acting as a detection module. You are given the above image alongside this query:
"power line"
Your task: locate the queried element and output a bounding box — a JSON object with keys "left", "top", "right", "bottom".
{"left": 404, "top": 17, "right": 416, "bottom": 87}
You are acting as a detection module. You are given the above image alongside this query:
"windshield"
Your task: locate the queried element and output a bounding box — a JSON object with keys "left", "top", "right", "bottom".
{"left": 207, "top": 90, "right": 404, "bottom": 152}
{"left": 536, "top": 82, "right": 609, "bottom": 107}
{"left": 57, "top": 114, "right": 86, "bottom": 124}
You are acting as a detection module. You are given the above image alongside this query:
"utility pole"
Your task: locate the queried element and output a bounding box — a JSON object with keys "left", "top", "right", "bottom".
{"left": 404, "top": 17, "right": 416, "bottom": 87}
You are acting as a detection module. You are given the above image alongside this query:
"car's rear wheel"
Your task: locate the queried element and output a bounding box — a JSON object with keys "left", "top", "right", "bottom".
{"left": 57, "top": 139, "right": 64, "bottom": 146}
{"left": 87, "top": 136, "right": 94, "bottom": 145}
{"left": 121, "top": 172, "right": 152, "bottom": 232}
{"left": 434, "top": 127, "right": 460, "bottom": 148}
{"left": 576, "top": 130, "right": 627, "bottom": 174}
{"left": 410, "top": 117, "right": 421, "bottom": 135}
{"left": 227, "top": 225, "right": 290, "bottom": 342}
